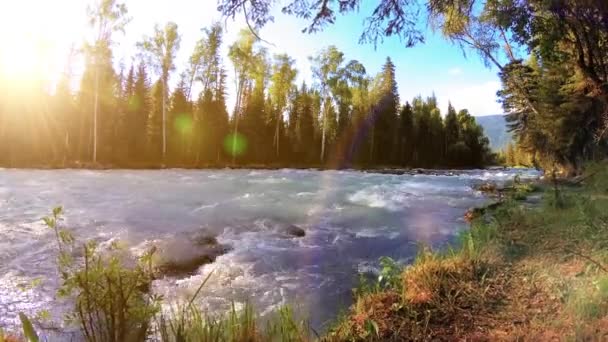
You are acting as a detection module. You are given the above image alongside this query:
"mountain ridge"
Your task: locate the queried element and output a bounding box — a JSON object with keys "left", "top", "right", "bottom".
{"left": 474, "top": 114, "right": 512, "bottom": 151}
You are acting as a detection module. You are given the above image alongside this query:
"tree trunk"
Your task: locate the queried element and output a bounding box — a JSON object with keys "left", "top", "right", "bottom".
{"left": 232, "top": 116, "right": 239, "bottom": 165}
{"left": 232, "top": 77, "right": 244, "bottom": 166}
{"left": 321, "top": 104, "right": 327, "bottom": 163}
{"left": 162, "top": 79, "right": 167, "bottom": 163}
{"left": 93, "top": 65, "right": 99, "bottom": 163}
{"left": 274, "top": 113, "right": 280, "bottom": 158}
{"left": 369, "top": 129, "right": 374, "bottom": 164}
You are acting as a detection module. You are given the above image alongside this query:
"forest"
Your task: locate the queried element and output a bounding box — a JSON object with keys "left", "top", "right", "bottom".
{"left": 0, "top": 3, "right": 494, "bottom": 169}
{"left": 216, "top": 0, "right": 608, "bottom": 175}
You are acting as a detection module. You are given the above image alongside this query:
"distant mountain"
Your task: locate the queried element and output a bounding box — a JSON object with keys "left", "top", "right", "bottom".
{"left": 475, "top": 114, "right": 512, "bottom": 151}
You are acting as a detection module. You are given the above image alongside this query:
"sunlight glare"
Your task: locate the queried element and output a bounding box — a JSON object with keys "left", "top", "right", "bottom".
{"left": 0, "top": 0, "right": 86, "bottom": 84}
{"left": 0, "top": 37, "right": 46, "bottom": 81}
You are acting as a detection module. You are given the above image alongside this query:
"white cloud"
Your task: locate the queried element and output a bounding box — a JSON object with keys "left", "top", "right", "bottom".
{"left": 399, "top": 80, "right": 503, "bottom": 116}
{"left": 435, "top": 81, "right": 502, "bottom": 116}
{"left": 448, "top": 67, "right": 463, "bottom": 76}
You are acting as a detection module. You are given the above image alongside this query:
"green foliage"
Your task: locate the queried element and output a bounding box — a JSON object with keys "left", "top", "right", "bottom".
{"left": 459, "top": 219, "right": 499, "bottom": 259}
{"left": 43, "top": 207, "right": 160, "bottom": 342}
{"left": 355, "top": 256, "right": 404, "bottom": 297}
{"left": 566, "top": 275, "right": 608, "bottom": 321}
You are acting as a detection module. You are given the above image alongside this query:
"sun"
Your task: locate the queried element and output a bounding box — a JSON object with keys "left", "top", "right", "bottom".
{"left": 0, "top": 37, "right": 48, "bottom": 82}
{"left": 0, "top": 0, "right": 86, "bottom": 85}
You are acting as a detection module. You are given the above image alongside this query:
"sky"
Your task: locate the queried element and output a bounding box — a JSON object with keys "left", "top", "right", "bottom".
{"left": 0, "top": 0, "right": 503, "bottom": 116}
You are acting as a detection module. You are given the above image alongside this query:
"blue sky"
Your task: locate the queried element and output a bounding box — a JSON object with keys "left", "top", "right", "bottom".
{"left": 0, "top": 0, "right": 503, "bottom": 116}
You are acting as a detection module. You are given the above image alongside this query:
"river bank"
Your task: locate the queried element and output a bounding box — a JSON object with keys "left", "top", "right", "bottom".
{"left": 325, "top": 162, "right": 608, "bottom": 340}
{"left": 0, "top": 160, "right": 507, "bottom": 175}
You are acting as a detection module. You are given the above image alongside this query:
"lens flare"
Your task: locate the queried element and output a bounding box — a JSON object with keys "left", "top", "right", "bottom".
{"left": 223, "top": 133, "right": 248, "bottom": 156}
{"left": 174, "top": 114, "right": 193, "bottom": 135}
{"left": 128, "top": 95, "right": 142, "bottom": 111}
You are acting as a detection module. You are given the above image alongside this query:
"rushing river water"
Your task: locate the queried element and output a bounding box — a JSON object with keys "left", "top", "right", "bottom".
{"left": 0, "top": 168, "right": 540, "bottom": 336}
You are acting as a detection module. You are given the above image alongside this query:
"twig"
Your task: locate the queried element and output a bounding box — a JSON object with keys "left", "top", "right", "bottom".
{"left": 566, "top": 248, "right": 608, "bottom": 273}
{"left": 571, "top": 170, "right": 599, "bottom": 185}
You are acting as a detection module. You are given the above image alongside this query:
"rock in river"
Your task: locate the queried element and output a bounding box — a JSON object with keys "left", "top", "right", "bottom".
{"left": 150, "top": 233, "right": 230, "bottom": 278}
{"left": 281, "top": 224, "right": 306, "bottom": 237}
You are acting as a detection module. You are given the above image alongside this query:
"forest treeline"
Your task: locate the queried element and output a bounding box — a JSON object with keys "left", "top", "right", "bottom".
{"left": 0, "top": 2, "right": 493, "bottom": 169}
{"left": 218, "top": 0, "right": 608, "bottom": 175}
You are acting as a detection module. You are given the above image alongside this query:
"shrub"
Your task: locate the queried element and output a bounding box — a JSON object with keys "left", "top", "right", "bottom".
{"left": 43, "top": 207, "right": 160, "bottom": 342}
{"left": 354, "top": 256, "right": 403, "bottom": 297}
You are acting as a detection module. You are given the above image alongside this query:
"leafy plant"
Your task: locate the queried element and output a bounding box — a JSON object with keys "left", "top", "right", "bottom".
{"left": 377, "top": 257, "right": 402, "bottom": 291}
{"left": 43, "top": 207, "right": 160, "bottom": 342}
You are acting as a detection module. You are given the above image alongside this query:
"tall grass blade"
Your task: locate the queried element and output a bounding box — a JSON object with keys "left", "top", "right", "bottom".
{"left": 187, "top": 269, "right": 215, "bottom": 308}
{"left": 18, "top": 313, "right": 39, "bottom": 342}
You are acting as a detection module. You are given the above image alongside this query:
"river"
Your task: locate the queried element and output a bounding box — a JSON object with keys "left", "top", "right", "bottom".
{"left": 0, "top": 168, "right": 540, "bottom": 337}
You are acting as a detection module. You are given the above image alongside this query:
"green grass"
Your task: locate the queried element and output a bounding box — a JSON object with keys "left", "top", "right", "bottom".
{"left": 156, "top": 302, "right": 315, "bottom": 342}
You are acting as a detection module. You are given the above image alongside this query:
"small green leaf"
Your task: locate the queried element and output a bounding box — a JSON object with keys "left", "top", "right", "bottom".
{"left": 364, "top": 319, "right": 380, "bottom": 338}
{"left": 59, "top": 230, "right": 74, "bottom": 244}
{"left": 36, "top": 310, "right": 51, "bottom": 322}
{"left": 42, "top": 217, "right": 55, "bottom": 229}
{"left": 53, "top": 206, "right": 63, "bottom": 217}
{"left": 19, "top": 312, "right": 39, "bottom": 342}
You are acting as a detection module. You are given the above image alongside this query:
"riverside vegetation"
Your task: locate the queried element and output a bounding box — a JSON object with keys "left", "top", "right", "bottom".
{"left": 2, "top": 162, "right": 608, "bottom": 341}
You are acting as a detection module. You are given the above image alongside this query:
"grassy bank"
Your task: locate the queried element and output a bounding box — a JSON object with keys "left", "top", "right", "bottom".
{"left": 3, "top": 165, "right": 607, "bottom": 341}
{"left": 326, "top": 162, "right": 608, "bottom": 340}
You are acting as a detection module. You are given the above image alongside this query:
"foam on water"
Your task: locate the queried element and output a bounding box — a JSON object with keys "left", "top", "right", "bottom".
{"left": 0, "top": 168, "right": 540, "bottom": 337}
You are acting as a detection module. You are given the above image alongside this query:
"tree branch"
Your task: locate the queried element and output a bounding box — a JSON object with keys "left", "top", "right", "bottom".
{"left": 242, "top": 2, "right": 275, "bottom": 46}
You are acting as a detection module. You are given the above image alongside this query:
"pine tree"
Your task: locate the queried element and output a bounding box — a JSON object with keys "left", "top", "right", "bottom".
{"left": 122, "top": 66, "right": 136, "bottom": 160}
{"left": 444, "top": 101, "right": 460, "bottom": 165}
{"left": 298, "top": 83, "right": 316, "bottom": 163}
{"left": 371, "top": 57, "right": 399, "bottom": 165}
{"left": 53, "top": 75, "right": 76, "bottom": 164}
{"left": 210, "top": 69, "right": 230, "bottom": 164}
{"left": 132, "top": 63, "right": 151, "bottom": 162}
{"left": 241, "top": 82, "right": 268, "bottom": 163}
{"left": 287, "top": 86, "right": 300, "bottom": 161}
{"left": 168, "top": 74, "right": 193, "bottom": 163}
{"left": 398, "top": 102, "right": 414, "bottom": 166}
{"left": 429, "top": 107, "right": 445, "bottom": 166}
{"left": 148, "top": 79, "right": 163, "bottom": 161}
{"left": 269, "top": 54, "right": 297, "bottom": 159}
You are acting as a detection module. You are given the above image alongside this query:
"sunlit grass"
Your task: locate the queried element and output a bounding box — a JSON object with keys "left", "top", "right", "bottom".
{"left": 328, "top": 162, "right": 608, "bottom": 340}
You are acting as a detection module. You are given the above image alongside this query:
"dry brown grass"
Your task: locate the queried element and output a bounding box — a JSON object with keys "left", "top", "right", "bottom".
{"left": 328, "top": 254, "right": 510, "bottom": 341}
{"left": 328, "top": 163, "right": 608, "bottom": 341}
